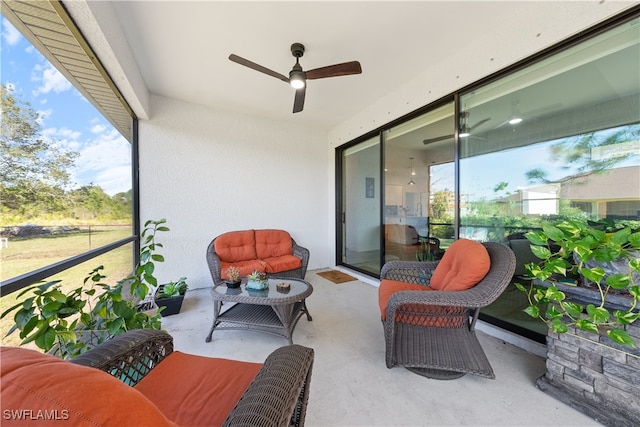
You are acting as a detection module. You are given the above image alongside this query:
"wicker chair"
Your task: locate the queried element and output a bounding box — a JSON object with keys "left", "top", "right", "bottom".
{"left": 66, "top": 329, "right": 314, "bottom": 426}
{"left": 379, "top": 241, "right": 516, "bottom": 380}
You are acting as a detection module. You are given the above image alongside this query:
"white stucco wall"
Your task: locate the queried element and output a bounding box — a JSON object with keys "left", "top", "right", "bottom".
{"left": 139, "top": 95, "right": 329, "bottom": 289}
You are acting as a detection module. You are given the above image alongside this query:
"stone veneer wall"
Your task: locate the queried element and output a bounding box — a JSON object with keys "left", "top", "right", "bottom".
{"left": 536, "top": 321, "right": 640, "bottom": 427}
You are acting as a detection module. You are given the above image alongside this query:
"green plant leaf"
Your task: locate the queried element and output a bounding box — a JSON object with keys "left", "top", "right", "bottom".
{"left": 628, "top": 232, "right": 640, "bottom": 249}
{"left": 586, "top": 304, "right": 610, "bottom": 323}
{"left": 550, "top": 319, "right": 568, "bottom": 334}
{"left": 545, "top": 286, "right": 565, "bottom": 302}
{"left": 581, "top": 267, "right": 605, "bottom": 284}
{"left": 592, "top": 247, "right": 622, "bottom": 263}
{"left": 607, "top": 328, "right": 636, "bottom": 348}
{"left": 514, "top": 282, "right": 527, "bottom": 292}
{"left": 34, "top": 327, "right": 57, "bottom": 352}
{"left": 107, "top": 317, "right": 125, "bottom": 335}
{"left": 561, "top": 301, "right": 584, "bottom": 318}
{"left": 629, "top": 285, "right": 640, "bottom": 298}
{"left": 151, "top": 254, "right": 164, "bottom": 262}
{"left": 576, "top": 319, "right": 599, "bottom": 333}
{"left": 523, "top": 305, "right": 540, "bottom": 318}
{"left": 542, "top": 224, "right": 566, "bottom": 242}
{"left": 613, "top": 310, "right": 639, "bottom": 325}
{"left": 546, "top": 305, "right": 563, "bottom": 320}
{"left": 525, "top": 231, "right": 548, "bottom": 246}
{"left": 610, "top": 227, "right": 631, "bottom": 246}
{"left": 530, "top": 245, "right": 551, "bottom": 260}
{"left": 606, "top": 273, "right": 630, "bottom": 290}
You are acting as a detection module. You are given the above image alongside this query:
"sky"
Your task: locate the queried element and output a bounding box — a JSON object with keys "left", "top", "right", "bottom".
{"left": 1, "top": 17, "right": 131, "bottom": 196}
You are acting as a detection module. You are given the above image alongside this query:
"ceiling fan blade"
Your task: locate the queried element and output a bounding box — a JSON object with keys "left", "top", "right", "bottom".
{"left": 228, "top": 54, "right": 289, "bottom": 83}
{"left": 423, "top": 134, "right": 454, "bottom": 145}
{"left": 469, "top": 117, "right": 491, "bottom": 131}
{"left": 306, "top": 61, "right": 362, "bottom": 80}
{"left": 293, "top": 86, "right": 306, "bottom": 113}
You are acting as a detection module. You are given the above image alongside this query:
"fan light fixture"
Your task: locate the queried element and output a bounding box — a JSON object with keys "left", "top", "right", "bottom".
{"left": 290, "top": 71, "right": 305, "bottom": 89}
{"left": 408, "top": 157, "right": 416, "bottom": 185}
{"left": 459, "top": 127, "right": 471, "bottom": 138}
{"left": 508, "top": 101, "right": 523, "bottom": 125}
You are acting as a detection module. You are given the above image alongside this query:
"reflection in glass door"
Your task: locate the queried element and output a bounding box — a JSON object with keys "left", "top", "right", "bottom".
{"left": 340, "top": 137, "right": 381, "bottom": 274}
{"left": 383, "top": 102, "right": 455, "bottom": 264}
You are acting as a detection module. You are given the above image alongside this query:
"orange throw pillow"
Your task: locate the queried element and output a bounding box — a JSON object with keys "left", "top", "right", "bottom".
{"left": 134, "top": 351, "right": 262, "bottom": 426}
{"left": 430, "top": 238, "right": 490, "bottom": 291}
{"left": 0, "top": 346, "right": 175, "bottom": 426}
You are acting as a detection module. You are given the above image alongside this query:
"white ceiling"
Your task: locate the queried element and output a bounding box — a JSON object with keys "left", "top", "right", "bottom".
{"left": 94, "top": 1, "right": 637, "bottom": 131}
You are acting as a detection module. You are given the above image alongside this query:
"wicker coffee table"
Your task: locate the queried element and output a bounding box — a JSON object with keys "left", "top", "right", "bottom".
{"left": 206, "top": 277, "right": 313, "bottom": 344}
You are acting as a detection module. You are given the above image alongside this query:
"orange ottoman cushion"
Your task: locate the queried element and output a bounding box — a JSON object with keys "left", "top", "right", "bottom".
{"left": 255, "top": 229, "right": 293, "bottom": 259}
{"left": 430, "top": 238, "right": 490, "bottom": 291}
{"left": 134, "top": 351, "right": 262, "bottom": 426}
{"left": 214, "top": 230, "right": 257, "bottom": 263}
{"left": 0, "top": 346, "right": 175, "bottom": 426}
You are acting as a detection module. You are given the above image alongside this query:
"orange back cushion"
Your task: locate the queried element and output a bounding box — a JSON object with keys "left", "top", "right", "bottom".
{"left": 0, "top": 346, "right": 175, "bottom": 426}
{"left": 255, "top": 229, "right": 293, "bottom": 259}
{"left": 214, "top": 230, "right": 257, "bottom": 262}
{"left": 135, "top": 351, "right": 262, "bottom": 426}
{"left": 430, "top": 239, "right": 490, "bottom": 291}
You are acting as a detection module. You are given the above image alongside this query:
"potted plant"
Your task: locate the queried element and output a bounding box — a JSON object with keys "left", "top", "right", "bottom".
{"left": 224, "top": 266, "right": 241, "bottom": 288}
{"left": 516, "top": 219, "right": 639, "bottom": 346}
{"left": 246, "top": 270, "right": 269, "bottom": 290}
{"left": 155, "top": 277, "right": 188, "bottom": 317}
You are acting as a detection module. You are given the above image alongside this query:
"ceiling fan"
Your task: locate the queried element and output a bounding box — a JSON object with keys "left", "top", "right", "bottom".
{"left": 423, "top": 113, "right": 490, "bottom": 145}
{"left": 229, "top": 43, "right": 362, "bottom": 113}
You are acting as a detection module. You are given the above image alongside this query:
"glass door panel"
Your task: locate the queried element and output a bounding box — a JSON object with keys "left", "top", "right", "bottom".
{"left": 341, "top": 137, "right": 381, "bottom": 274}
{"left": 383, "top": 102, "right": 455, "bottom": 263}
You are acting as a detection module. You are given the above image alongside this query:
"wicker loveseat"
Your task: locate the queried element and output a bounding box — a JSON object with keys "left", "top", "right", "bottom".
{"left": 1, "top": 329, "right": 314, "bottom": 426}
{"left": 207, "top": 229, "right": 310, "bottom": 286}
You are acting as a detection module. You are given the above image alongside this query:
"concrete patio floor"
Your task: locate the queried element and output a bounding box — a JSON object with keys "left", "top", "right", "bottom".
{"left": 161, "top": 270, "right": 600, "bottom": 426}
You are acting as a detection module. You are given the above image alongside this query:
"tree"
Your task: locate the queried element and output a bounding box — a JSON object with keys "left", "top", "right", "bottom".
{"left": 0, "top": 84, "right": 78, "bottom": 213}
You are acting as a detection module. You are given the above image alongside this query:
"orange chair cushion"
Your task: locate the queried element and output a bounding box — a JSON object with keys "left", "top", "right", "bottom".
{"left": 255, "top": 229, "right": 293, "bottom": 259}
{"left": 378, "top": 279, "right": 430, "bottom": 321}
{"left": 263, "top": 255, "right": 302, "bottom": 274}
{"left": 220, "top": 260, "right": 266, "bottom": 279}
{"left": 0, "top": 346, "right": 176, "bottom": 426}
{"left": 429, "top": 238, "right": 490, "bottom": 291}
{"left": 378, "top": 280, "right": 467, "bottom": 327}
{"left": 214, "top": 230, "right": 257, "bottom": 263}
{"left": 135, "top": 351, "right": 262, "bottom": 426}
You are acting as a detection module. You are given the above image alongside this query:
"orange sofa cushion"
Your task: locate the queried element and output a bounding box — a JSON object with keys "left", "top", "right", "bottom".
{"left": 378, "top": 279, "right": 429, "bottom": 321}
{"left": 430, "top": 238, "right": 490, "bottom": 291}
{"left": 135, "top": 351, "right": 262, "bottom": 427}
{"left": 0, "top": 346, "right": 175, "bottom": 427}
{"left": 263, "top": 255, "right": 302, "bottom": 274}
{"left": 220, "top": 259, "right": 266, "bottom": 279}
{"left": 255, "top": 229, "right": 293, "bottom": 259}
{"left": 214, "top": 229, "right": 257, "bottom": 263}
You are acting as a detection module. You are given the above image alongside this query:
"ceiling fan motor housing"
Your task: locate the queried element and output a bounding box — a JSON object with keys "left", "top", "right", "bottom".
{"left": 291, "top": 43, "right": 305, "bottom": 58}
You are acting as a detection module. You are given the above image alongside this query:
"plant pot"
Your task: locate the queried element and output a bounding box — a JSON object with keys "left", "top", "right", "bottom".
{"left": 155, "top": 295, "right": 184, "bottom": 316}
{"left": 155, "top": 285, "right": 185, "bottom": 316}
{"left": 225, "top": 280, "right": 241, "bottom": 289}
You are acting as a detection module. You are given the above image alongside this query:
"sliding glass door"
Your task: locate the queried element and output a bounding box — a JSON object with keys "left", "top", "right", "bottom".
{"left": 340, "top": 137, "right": 382, "bottom": 274}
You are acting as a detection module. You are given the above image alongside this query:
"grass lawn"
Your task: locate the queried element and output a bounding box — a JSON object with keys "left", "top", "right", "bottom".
{"left": 1, "top": 228, "right": 134, "bottom": 349}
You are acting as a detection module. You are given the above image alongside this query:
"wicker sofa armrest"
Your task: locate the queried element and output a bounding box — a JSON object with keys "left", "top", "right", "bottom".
{"left": 291, "top": 238, "right": 310, "bottom": 278}
{"left": 224, "top": 344, "right": 314, "bottom": 427}
{"left": 70, "top": 329, "right": 173, "bottom": 386}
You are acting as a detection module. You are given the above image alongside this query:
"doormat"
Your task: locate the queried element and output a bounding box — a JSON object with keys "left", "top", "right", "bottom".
{"left": 317, "top": 270, "right": 357, "bottom": 284}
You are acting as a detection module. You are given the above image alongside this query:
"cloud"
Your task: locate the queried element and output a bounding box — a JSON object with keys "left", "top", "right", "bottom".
{"left": 2, "top": 18, "right": 21, "bottom": 46}
{"left": 32, "top": 63, "right": 72, "bottom": 96}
